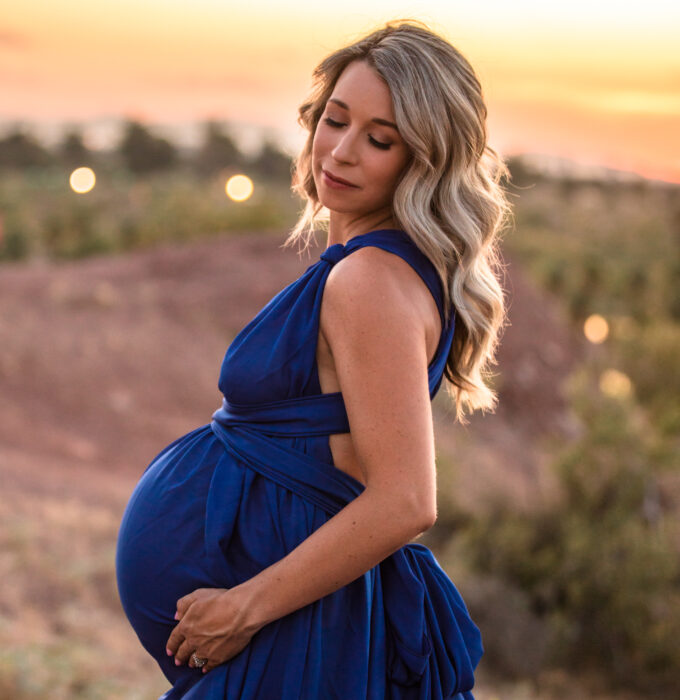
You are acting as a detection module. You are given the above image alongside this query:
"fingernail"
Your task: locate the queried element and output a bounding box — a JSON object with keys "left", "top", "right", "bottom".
{"left": 175, "top": 658, "right": 180, "bottom": 666}
{"left": 166, "top": 648, "right": 172, "bottom": 656}
{"left": 202, "top": 668, "right": 207, "bottom": 674}
{"left": 174, "top": 612, "right": 179, "bottom": 620}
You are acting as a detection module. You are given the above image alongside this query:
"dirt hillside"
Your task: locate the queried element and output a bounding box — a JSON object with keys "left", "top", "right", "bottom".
{"left": 0, "top": 230, "right": 584, "bottom": 497}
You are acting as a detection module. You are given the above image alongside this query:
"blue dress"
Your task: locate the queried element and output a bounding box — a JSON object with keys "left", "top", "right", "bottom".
{"left": 115, "top": 228, "right": 483, "bottom": 699}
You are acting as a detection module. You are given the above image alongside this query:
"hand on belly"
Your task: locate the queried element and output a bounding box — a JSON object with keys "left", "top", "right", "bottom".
{"left": 166, "top": 584, "right": 263, "bottom": 675}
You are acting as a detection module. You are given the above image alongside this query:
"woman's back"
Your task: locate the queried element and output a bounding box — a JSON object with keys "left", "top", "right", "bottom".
{"left": 318, "top": 241, "right": 444, "bottom": 486}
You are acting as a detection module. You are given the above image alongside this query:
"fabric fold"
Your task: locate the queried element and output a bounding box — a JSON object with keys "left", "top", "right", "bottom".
{"left": 210, "top": 395, "right": 483, "bottom": 699}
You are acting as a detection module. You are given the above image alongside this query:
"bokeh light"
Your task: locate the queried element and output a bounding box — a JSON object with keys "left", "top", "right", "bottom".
{"left": 69, "top": 167, "right": 96, "bottom": 194}
{"left": 225, "top": 174, "right": 254, "bottom": 202}
{"left": 584, "top": 314, "right": 609, "bottom": 344}
{"left": 599, "top": 368, "right": 633, "bottom": 399}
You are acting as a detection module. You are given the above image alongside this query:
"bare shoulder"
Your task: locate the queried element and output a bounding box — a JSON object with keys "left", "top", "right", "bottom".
{"left": 323, "top": 246, "right": 421, "bottom": 321}
{"left": 320, "top": 245, "right": 439, "bottom": 356}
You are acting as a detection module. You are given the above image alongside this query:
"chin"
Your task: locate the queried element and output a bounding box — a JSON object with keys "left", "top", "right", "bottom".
{"left": 320, "top": 199, "right": 367, "bottom": 216}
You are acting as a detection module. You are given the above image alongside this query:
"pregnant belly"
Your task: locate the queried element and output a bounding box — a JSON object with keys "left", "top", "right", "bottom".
{"left": 115, "top": 425, "right": 224, "bottom": 661}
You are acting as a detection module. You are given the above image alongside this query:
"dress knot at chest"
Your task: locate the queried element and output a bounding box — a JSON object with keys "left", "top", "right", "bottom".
{"left": 320, "top": 243, "right": 347, "bottom": 266}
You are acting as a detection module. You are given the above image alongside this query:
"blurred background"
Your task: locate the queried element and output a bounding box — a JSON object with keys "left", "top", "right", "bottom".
{"left": 0, "top": 1, "right": 678, "bottom": 698}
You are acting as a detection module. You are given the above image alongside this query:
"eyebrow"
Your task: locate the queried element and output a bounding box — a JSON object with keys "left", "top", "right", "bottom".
{"left": 328, "top": 98, "right": 399, "bottom": 131}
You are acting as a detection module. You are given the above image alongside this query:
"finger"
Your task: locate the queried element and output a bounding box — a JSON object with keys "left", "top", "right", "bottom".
{"left": 202, "top": 659, "right": 217, "bottom": 674}
{"left": 176, "top": 591, "right": 198, "bottom": 617}
{"left": 174, "top": 638, "right": 194, "bottom": 666}
{"left": 166, "top": 625, "right": 186, "bottom": 657}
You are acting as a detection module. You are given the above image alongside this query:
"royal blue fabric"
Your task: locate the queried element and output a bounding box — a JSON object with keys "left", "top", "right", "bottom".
{"left": 115, "top": 229, "right": 483, "bottom": 699}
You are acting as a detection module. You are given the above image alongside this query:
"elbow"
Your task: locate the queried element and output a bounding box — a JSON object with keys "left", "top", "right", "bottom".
{"left": 406, "top": 497, "right": 437, "bottom": 534}
{"left": 411, "top": 484, "right": 438, "bottom": 532}
{"left": 365, "top": 486, "right": 437, "bottom": 535}
{"left": 417, "top": 506, "right": 437, "bottom": 533}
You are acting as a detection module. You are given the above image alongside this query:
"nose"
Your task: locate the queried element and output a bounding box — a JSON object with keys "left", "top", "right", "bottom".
{"left": 331, "top": 129, "right": 359, "bottom": 165}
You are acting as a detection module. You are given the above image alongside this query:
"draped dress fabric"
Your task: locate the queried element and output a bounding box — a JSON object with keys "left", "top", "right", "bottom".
{"left": 115, "top": 228, "right": 483, "bottom": 699}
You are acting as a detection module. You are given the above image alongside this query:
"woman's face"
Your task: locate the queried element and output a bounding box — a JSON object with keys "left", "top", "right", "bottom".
{"left": 312, "top": 60, "right": 410, "bottom": 220}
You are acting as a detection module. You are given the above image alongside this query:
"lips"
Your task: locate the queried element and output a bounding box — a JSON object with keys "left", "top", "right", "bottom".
{"left": 323, "top": 169, "right": 358, "bottom": 187}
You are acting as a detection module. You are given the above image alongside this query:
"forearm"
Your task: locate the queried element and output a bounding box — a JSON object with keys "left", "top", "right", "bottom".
{"left": 239, "top": 488, "right": 431, "bottom": 632}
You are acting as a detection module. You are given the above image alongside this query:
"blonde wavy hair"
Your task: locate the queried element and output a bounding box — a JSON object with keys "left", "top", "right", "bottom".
{"left": 285, "top": 20, "right": 513, "bottom": 424}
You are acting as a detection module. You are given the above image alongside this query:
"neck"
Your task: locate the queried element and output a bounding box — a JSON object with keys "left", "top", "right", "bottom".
{"left": 327, "top": 209, "right": 398, "bottom": 247}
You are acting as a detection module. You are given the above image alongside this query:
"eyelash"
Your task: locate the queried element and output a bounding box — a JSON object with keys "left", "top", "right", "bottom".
{"left": 323, "top": 117, "right": 392, "bottom": 150}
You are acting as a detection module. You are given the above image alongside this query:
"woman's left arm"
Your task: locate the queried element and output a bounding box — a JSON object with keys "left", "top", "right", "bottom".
{"left": 166, "top": 250, "right": 439, "bottom": 672}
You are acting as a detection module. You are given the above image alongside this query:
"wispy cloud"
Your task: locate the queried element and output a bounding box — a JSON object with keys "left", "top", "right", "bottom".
{"left": 0, "top": 28, "right": 30, "bottom": 50}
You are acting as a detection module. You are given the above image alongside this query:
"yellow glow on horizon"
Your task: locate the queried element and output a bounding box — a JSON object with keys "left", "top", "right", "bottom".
{"left": 3, "top": 2, "right": 679, "bottom": 182}
{"left": 69, "top": 167, "right": 96, "bottom": 193}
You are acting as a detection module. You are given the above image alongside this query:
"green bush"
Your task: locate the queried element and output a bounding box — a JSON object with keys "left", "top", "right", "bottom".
{"left": 614, "top": 321, "right": 680, "bottom": 438}
{"left": 0, "top": 211, "right": 30, "bottom": 260}
{"left": 43, "top": 203, "right": 113, "bottom": 259}
{"left": 462, "top": 366, "right": 680, "bottom": 691}
{"left": 0, "top": 168, "right": 300, "bottom": 261}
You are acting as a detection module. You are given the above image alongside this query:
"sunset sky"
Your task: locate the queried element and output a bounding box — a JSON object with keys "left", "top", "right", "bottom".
{"left": 1, "top": 1, "right": 679, "bottom": 182}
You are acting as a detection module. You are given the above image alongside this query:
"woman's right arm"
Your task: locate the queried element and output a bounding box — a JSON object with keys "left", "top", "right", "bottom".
{"left": 235, "top": 245, "right": 439, "bottom": 631}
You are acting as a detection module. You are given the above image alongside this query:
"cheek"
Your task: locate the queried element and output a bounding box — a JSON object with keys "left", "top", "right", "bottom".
{"left": 311, "top": 128, "right": 322, "bottom": 164}
{"left": 310, "top": 131, "right": 326, "bottom": 183}
{"left": 312, "top": 126, "right": 332, "bottom": 160}
{"left": 311, "top": 131, "right": 320, "bottom": 164}
{"left": 372, "top": 153, "right": 408, "bottom": 193}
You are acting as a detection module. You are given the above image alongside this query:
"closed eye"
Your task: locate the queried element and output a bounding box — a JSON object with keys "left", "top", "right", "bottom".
{"left": 324, "top": 117, "right": 345, "bottom": 128}
{"left": 369, "top": 136, "right": 391, "bottom": 150}
{"left": 324, "top": 117, "right": 392, "bottom": 151}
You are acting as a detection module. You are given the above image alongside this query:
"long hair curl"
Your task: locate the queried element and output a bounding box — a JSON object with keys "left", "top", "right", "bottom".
{"left": 286, "top": 20, "right": 513, "bottom": 424}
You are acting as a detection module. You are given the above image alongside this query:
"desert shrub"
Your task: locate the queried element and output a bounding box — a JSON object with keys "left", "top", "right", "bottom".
{"left": 614, "top": 321, "right": 680, "bottom": 438}
{"left": 43, "top": 202, "right": 113, "bottom": 259}
{"left": 0, "top": 168, "right": 300, "bottom": 261}
{"left": 460, "top": 573, "right": 553, "bottom": 679}
{"left": 0, "top": 211, "right": 30, "bottom": 260}
{"left": 462, "top": 366, "right": 680, "bottom": 691}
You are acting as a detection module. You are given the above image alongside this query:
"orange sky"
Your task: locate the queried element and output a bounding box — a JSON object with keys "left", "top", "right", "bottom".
{"left": 1, "top": 1, "right": 679, "bottom": 182}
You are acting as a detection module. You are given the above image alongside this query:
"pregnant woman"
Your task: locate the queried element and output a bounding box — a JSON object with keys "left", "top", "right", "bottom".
{"left": 116, "top": 20, "right": 511, "bottom": 699}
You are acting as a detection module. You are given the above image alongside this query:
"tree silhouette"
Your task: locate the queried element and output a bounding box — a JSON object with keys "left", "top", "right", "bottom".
{"left": 57, "top": 128, "right": 92, "bottom": 167}
{"left": 0, "top": 126, "right": 54, "bottom": 169}
{"left": 249, "top": 138, "right": 292, "bottom": 182}
{"left": 118, "top": 120, "right": 178, "bottom": 174}
{"left": 193, "top": 120, "right": 244, "bottom": 176}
